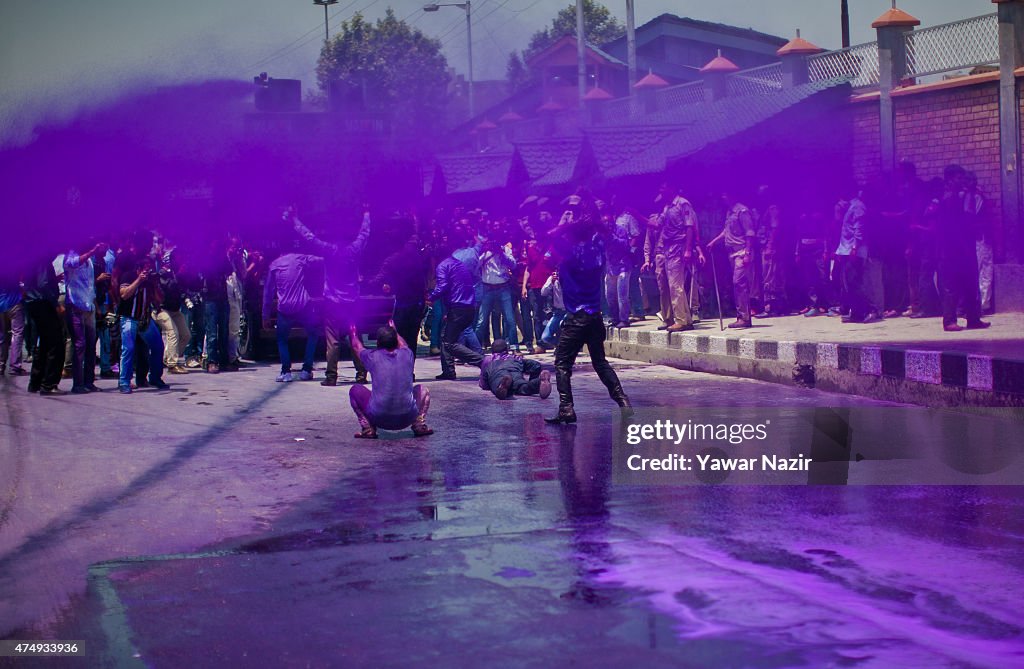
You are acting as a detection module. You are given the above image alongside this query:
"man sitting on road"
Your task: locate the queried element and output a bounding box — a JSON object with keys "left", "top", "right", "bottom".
{"left": 478, "top": 339, "right": 551, "bottom": 400}
{"left": 348, "top": 320, "right": 433, "bottom": 439}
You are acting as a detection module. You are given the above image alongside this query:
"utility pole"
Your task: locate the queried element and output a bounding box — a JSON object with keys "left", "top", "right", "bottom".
{"left": 577, "top": 0, "right": 586, "bottom": 104}
{"left": 424, "top": 3, "right": 474, "bottom": 117}
{"left": 314, "top": 0, "right": 338, "bottom": 45}
{"left": 841, "top": 0, "right": 851, "bottom": 48}
{"left": 626, "top": 0, "right": 637, "bottom": 92}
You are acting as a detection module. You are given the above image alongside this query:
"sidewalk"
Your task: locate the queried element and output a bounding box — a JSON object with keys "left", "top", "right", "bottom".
{"left": 605, "top": 312, "right": 1024, "bottom": 407}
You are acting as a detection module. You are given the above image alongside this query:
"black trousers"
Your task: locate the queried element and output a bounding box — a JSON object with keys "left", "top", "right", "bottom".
{"left": 440, "top": 304, "right": 483, "bottom": 376}
{"left": 25, "top": 301, "right": 65, "bottom": 392}
{"left": 393, "top": 302, "right": 425, "bottom": 359}
{"left": 940, "top": 248, "right": 982, "bottom": 326}
{"left": 553, "top": 310, "right": 625, "bottom": 409}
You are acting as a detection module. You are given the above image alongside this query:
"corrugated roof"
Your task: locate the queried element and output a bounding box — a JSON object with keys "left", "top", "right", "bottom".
{"left": 517, "top": 137, "right": 584, "bottom": 187}
{"left": 435, "top": 152, "right": 514, "bottom": 195}
{"left": 603, "top": 80, "right": 849, "bottom": 178}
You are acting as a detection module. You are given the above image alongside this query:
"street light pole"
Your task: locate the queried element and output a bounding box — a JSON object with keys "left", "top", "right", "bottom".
{"left": 313, "top": 0, "right": 338, "bottom": 45}
{"left": 424, "top": 3, "right": 474, "bottom": 118}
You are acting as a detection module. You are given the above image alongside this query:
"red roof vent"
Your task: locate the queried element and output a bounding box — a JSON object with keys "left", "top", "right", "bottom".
{"left": 475, "top": 119, "right": 498, "bottom": 131}
{"left": 497, "top": 110, "right": 524, "bottom": 123}
{"left": 537, "top": 99, "right": 564, "bottom": 113}
{"left": 700, "top": 50, "right": 740, "bottom": 74}
{"left": 583, "top": 86, "right": 614, "bottom": 101}
{"left": 634, "top": 69, "right": 669, "bottom": 89}
{"left": 777, "top": 30, "right": 824, "bottom": 56}
{"left": 871, "top": 7, "right": 920, "bottom": 28}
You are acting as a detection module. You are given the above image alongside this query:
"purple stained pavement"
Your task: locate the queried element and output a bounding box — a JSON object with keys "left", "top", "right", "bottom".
{"left": 1, "top": 356, "right": 1022, "bottom": 667}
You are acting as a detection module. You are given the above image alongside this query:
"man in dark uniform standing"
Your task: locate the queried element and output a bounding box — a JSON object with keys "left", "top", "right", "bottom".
{"left": 545, "top": 194, "right": 632, "bottom": 425}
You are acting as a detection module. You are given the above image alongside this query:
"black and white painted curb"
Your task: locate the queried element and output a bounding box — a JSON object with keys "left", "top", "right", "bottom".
{"left": 608, "top": 326, "right": 1023, "bottom": 395}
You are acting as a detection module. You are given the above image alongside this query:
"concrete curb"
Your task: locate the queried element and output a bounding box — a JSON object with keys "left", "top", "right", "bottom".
{"left": 605, "top": 326, "right": 1024, "bottom": 408}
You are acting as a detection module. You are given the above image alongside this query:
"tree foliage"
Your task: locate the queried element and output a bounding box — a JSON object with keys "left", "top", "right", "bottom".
{"left": 526, "top": 0, "right": 625, "bottom": 59}
{"left": 507, "top": 1, "right": 624, "bottom": 92}
{"left": 317, "top": 10, "right": 450, "bottom": 134}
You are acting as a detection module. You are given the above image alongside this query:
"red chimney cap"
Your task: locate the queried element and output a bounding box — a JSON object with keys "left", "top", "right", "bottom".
{"left": 537, "top": 99, "right": 564, "bottom": 113}
{"left": 498, "top": 110, "right": 524, "bottom": 123}
{"left": 475, "top": 119, "right": 498, "bottom": 131}
{"left": 583, "top": 86, "right": 614, "bottom": 101}
{"left": 634, "top": 69, "right": 670, "bottom": 89}
{"left": 871, "top": 7, "right": 920, "bottom": 28}
{"left": 700, "top": 51, "right": 740, "bottom": 74}
{"left": 777, "top": 33, "right": 824, "bottom": 56}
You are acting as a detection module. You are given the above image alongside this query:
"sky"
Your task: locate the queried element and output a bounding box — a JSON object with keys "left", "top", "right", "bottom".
{"left": 0, "top": 0, "right": 995, "bottom": 145}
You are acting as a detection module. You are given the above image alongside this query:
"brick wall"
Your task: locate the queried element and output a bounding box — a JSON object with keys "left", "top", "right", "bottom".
{"left": 849, "top": 79, "right": 1002, "bottom": 243}
{"left": 894, "top": 81, "right": 1000, "bottom": 206}
{"left": 850, "top": 100, "right": 880, "bottom": 188}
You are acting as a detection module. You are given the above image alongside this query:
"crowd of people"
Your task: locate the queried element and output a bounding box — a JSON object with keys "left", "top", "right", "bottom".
{"left": 0, "top": 160, "right": 994, "bottom": 432}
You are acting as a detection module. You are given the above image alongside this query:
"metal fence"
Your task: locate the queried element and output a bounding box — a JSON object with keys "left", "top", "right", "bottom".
{"left": 808, "top": 41, "right": 881, "bottom": 88}
{"left": 726, "top": 62, "right": 784, "bottom": 97}
{"left": 905, "top": 13, "right": 998, "bottom": 78}
{"left": 602, "top": 94, "right": 646, "bottom": 121}
{"left": 657, "top": 81, "right": 705, "bottom": 108}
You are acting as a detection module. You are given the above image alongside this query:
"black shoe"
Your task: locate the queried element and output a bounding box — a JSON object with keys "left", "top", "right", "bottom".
{"left": 100, "top": 370, "right": 119, "bottom": 379}
{"left": 85, "top": 384, "right": 102, "bottom": 392}
{"left": 612, "top": 392, "right": 635, "bottom": 419}
{"left": 39, "top": 387, "right": 64, "bottom": 396}
{"left": 545, "top": 406, "right": 577, "bottom": 424}
{"left": 71, "top": 386, "right": 89, "bottom": 395}
{"left": 435, "top": 373, "right": 457, "bottom": 381}
{"left": 966, "top": 320, "right": 991, "bottom": 330}
{"left": 354, "top": 373, "right": 368, "bottom": 385}
{"left": 151, "top": 380, "right": 170, "bottom": 390}
{"left": 495, "top": 376, "right": 513, "bottom": 400}
{"left": 320, "top": 378, "right": 337, "bottom": 387}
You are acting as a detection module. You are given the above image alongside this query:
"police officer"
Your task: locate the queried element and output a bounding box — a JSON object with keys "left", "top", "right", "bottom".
{"left": 708, "top": 192, "right": 756, "bottom": 329}
{"left": 660, "top": 192, "right": 699, "bottom": 333}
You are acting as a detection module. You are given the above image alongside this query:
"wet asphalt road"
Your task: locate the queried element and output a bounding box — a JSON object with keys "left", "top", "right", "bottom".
{"left": 0, "top": 354, "right": 1022, "bottom": 667}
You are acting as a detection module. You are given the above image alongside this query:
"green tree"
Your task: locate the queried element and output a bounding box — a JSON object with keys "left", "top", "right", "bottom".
{"left": 506, "top": 51, "right": 531, "bottom": 94}
{"left": 525, "top": 0, "right": 625, "bottom": 59}
{"left": 316, "top": 9, "right": 450, "bottom": 134}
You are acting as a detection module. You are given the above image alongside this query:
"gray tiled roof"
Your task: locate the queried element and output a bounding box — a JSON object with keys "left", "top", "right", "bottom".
{"left": 602, "top": 80, "right": 850, "bottom": 178}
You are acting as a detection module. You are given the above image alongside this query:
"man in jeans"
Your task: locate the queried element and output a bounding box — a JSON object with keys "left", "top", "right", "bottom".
{"left": 475, "top": 238, "right": 518, "bottom": 350}
{"left": 544, "top": 194, "right": 632, "bottom": 425}
{"left": 0, "top": 278, "right": 26, "bottom": 377}
{"left": 429, "top": 240, "right": 484, "bottom": 380}
{"left": 478, "top": 339, "right": 551, "bottom": 400}
{"left": 603, "top": 207, "right": 639, "bottom": 329}
{"left": 290, "top": 207, "right": 370, "bottom": 386}
{"left": 521, "top": 238, "right": 554, "bottom": 353}
{"left": 263, "top": 250, "right": 321, "bottom": 383}
{"left": 63, "top": 240, "right": 107, "bottom": 393}
{"left": 112, "top": 234, "right": 167, "bottom": 394}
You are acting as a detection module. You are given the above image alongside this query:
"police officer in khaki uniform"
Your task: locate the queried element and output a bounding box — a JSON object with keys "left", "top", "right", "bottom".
{"left": 708, "top": 193, "right": 756, "bottom": 329}
{"left": 660, "top": 194, "right": 699, "bottom": 332}
{"left": 642, "top": 218, "right": 672, "bottom": 330}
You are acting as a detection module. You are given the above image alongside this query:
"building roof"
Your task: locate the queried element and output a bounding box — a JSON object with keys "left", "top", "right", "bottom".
{"left": 516, "top": 137, "right": 585, "bottom": 187}
{"left": 604, "top": 14, "right": 786, "bottom": 59}
{"left": 601, "top": 79, "right": 850, "bottom": 178}
{"left": 434, "top": 152, "right": 514, "bottom": 195}
{"left": 526, "top": 35, "right": 627, "bottom": 69}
